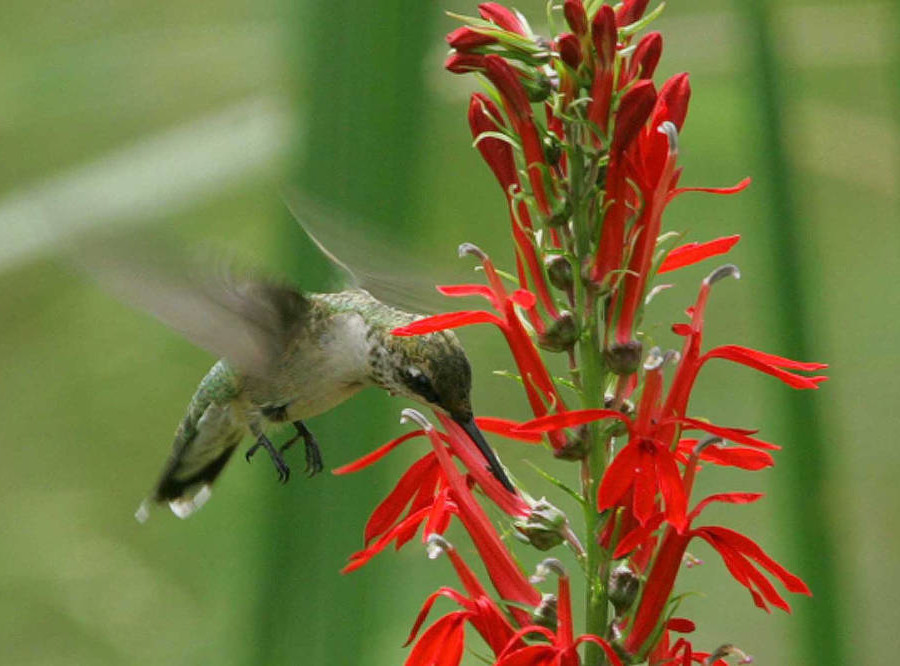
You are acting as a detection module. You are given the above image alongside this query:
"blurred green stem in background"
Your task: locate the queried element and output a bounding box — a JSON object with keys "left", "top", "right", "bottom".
{"left": 247, "top": 0, "right": 434, "bottom": 663}
{"left": 736, "top": 2, "right": 847, "bottom": 664}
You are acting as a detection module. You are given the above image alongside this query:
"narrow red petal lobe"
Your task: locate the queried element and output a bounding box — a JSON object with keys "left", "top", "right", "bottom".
{"left": 333, "top": 430, "right": 426, "bottom": 474}
{"left": 393, "top": 310, "right": 505, "bottom": 336}
{"left": 658, "top": 235, "right": 741, "bottom": 274}
{"left": 597, "top": 443, "right": 641, "bottom": 510}
{"left": 515, "top": 408, "right": 631, "bottom": 433}
{"left": 476, "top": 417, "right": 543, "bottom": 443}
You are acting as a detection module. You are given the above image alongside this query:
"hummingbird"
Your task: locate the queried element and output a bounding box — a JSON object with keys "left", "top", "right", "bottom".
{"left": 77, "top": 222, "right": 515, "bottom": 522}
{"left": 136, "top": 283, "right": 514, "bottom": 521}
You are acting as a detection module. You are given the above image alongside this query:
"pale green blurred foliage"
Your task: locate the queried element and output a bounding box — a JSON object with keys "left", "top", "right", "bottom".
{"left": 0, "top": 0, "right": 895, "bottom": 664}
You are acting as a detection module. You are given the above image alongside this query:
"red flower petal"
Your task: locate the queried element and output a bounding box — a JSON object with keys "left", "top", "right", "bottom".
{"left": 515, "top": 408, "right": 632, "bottom": 434}
{"left": 669, "top": 176, "right": 752, "bottom": 199}
{"left": 574, "top": 635, "right": 623, "bottom": 666}
{"left": 496, "top": 644, "right": 557, "bottom": 666}
{"left": 342, "top": 506, "right": 432, "bottom": 573}
{"left": 688, "top": 492, "right": 763, "bottom": 523}
{"left": 666, "top": 618, "right": 696, "bottom": 633}
{"left": 364, "top": 452, "right": 438, "bottom": 544}
{"left": 696, "top": 534, "right": 786, "bottom": 612}
{"left": 405, "top": 587, "right": 471, "bottom": 646}
{"left": 633, "top": 448, "right": 657, "bottom": 525}
{"left": 404, "top": 611, "right": 467, "bottom": 666}
{"left": 702, "top": 344, "right": 828, "bottom": 389}
{"left": 673, "top": 417, "right": 780, "bottom": 451}
{"left": 655, "top": 451, "right": 688, "bottom": 531}
{"left": 613, "top": 512, "right": 663, "bottom": 558}
{"left": 699, "top": 526, "right": 811, "bottom": 596}
{"left": 699, "top": 444, "right": 774, "bottom": 470}
{"left": 333, "top": 429, "right": 427, "bottom": 474}
{"left": 476, "top": 416, "right": 543, "bottom": 443}
{"left": 597, "top": 442, "right": 642, "bottom": 511}
{"left": 657, "top": 235, "right": 741, "bottom": 274}
{"left": 510, "top": 288, "right": 538, "bottom": 309}
{"left": 392, "top": 310, "right": 505, "bottom": 336}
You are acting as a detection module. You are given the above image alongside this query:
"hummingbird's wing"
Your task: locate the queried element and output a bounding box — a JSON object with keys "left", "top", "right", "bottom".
{"left": 73, "top": 232, "right": 310, "bottom": 377}
{"left": 284, "top": 191, "right": 471, "bottom": 315}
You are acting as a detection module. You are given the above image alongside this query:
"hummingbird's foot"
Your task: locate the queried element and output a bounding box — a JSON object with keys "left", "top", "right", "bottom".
{"left": 281, "top": 421, "right": 323, "bottom": 477}
{"left": 247, "top": 431, "right": 291, "bottom": 484}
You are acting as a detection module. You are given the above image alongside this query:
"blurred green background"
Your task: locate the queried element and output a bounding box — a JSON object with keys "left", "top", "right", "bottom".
{"left": 0, "top": 0, "right": 895, "bottom": 663}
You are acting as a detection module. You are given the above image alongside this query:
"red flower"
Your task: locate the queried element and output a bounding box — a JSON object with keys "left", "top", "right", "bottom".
{"left": 648, "top": 619, "right": 738, "bottom": 666}
{"left": 336, "top": 415, "right": 531, "bottom": 574}
{"left": 495, "top": 560, "right": 622, "bottom": 666}
{"left": 404, "top": 536, "right": 523, "bottom": 665}
{"left": 619, "top": 492, "right": 811, "bottom": 655}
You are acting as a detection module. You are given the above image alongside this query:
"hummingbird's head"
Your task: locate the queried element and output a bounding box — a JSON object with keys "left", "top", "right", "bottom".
{"left": 379, "top": 327, "right": 516, "bottom": 492}
{"left": 385, "top": 330, "right": 474, "bottom": 421}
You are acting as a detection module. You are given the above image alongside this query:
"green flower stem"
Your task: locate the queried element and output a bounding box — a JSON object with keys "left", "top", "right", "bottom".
{"left": 568, "top": 128, "right": 610, "bottom": 666}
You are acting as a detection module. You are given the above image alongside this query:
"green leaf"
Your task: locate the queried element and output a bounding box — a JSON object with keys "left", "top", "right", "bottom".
{"left": 525, "top": 460, "right": 586, "bottom": 507}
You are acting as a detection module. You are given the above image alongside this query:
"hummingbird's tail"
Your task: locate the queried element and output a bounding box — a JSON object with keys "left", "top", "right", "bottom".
{"left": 137, "top": 364, "right": 245, "bottom": 522}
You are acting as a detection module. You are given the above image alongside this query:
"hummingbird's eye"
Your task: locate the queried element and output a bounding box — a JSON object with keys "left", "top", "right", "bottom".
{"left": 402, "top": 368, "right": 440, "bottom": 404}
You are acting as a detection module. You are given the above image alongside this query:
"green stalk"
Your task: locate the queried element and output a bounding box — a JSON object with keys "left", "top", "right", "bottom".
{"left": 569, "top": 127, "right": 610, "bottom": 666}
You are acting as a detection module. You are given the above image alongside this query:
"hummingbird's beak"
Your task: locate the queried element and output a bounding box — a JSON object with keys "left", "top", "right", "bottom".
{"left": 454, "top": 416, "right": 516, "bottom": 493}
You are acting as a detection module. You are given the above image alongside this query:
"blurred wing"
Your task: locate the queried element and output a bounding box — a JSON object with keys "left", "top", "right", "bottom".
{"left": 283, "top": 190, "right": 469, "bottom": 314}
{"left": 72, "top": 232, "right": 310, "bottom": 376}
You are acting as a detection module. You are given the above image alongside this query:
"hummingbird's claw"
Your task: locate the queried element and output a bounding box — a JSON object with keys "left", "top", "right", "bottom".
{"left": 289, "top": 420, "right": 324, "bottom": 478}
{"left": 244, "top": 442, "right": 261, "bottom": 462}
{"left": 249, "top": 431, "right": 292, "bottom": 484}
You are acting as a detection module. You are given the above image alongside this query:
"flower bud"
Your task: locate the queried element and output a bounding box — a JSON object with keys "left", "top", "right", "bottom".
{"left": 608, "top": 565, "right": 640, "bottom": 615}
{"left": 604, "top": 340, "right": 643, "bottom": 375}
{"left": 514, "top": 499, "right": 568, "bottom": 551}
{"left": 556, "top": 33, "right": 582, "bottom": 70}
{"left": 563, "top": 0, "right": 587, "bottom": 37}
{"left": 531, "top": 593, "right": 558, "bottom": 630}
{"left": 545, "top": 255, "right": 573, "bottom": 292}
{"left": 446, "top": 26, "right": 497, "bottom": 51}
{"left": 537, "top": 311, "right": 579, "bottom": 352}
